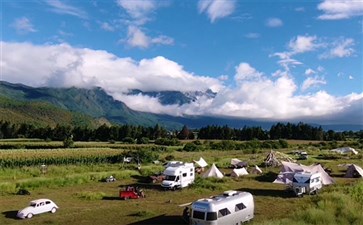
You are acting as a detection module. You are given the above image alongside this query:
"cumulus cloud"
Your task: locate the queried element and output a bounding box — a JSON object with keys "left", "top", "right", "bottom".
{"left": 45, "top": 0, "right": 88, "bottom": 19}
{"left": 265, "top": 18, "right": 283, "bottom": 27}
{"left": 288, "top": 35, "right": 318, "bottom": 53}
{"left": 124, "top": 26, "right": 174, "bottom": 48}
{"left": 198, "top": 0, "right": 236, "bottom": 23}
{"left": 1, "top": 41, "right": 362, "bottom": 123}
{"left": 244, "top": 33, "right": 260, "bottom": 39}
{"left": 11, "top": 17, "right": 37, "bottom": 34}
{"left": 117, "top": 0, "right": 157, "bottom": 25}
{"left": 301, "top": 77, "right": 327, "bottom": 91}
{"left": 319, "top": 38, "right": 355, "bottom": 59}
{"left": 317, "top": 0, "right": 363, "bottom": 20}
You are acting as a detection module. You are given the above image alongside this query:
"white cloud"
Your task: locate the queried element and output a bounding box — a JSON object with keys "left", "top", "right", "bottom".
{"left": 305, "top": 68, "right": 316, "bottom": 76}
{"left": 295, "top": 7, "right": 305, "bottom": 12}
{"left": 124, "top": 26, "right": 174, "bottom": 48}
{"left": 11, "top": 17, "right": 37, "bottom": 34}
{"left": 318, "top": 0, "right": 363, "bottom": 20}
{"left": 265, "top": 18, "right": 283, "bottom": 27}
{"left": 349, "top": 75, "right": 354, "bottom": 80}
{"left": 244, "top": 33, "right": 260, "bottom": 39}
{"left": 117, "top": 0, "right": 156, "bottom": 24}
{"left": 198, "top": 0, "right": 236, "bottom": 23}
{"left": 218, "top": 75, "right": 229, "bottom": 81}
{"left": 301, "top": 77, "right": 327, "bottom": 91}
{"left": 1, "top": 41, "right": 361, "bottom": 123}
{"left": 100, "top": 22, "right": 115, "bottom": 32}
{"left": 234, "top": 63, "right": 263, "bottom": 81}
{"left": 45, "top": 0, "right": 88, "bottom": 19}
{"left": 320, "top": 38, "right": 355, "bottom": 59}
{"left": 288, "top": 35, "right": 318, "bottom": 53}
{"left": 270, "top": 52, "right": 302, "bottom": 71}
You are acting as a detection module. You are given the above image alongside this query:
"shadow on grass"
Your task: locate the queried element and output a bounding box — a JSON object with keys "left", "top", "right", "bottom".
{"left": 254, "top": 171, "right": 278, "bottom": 183}
{"left": 127, "top": 214, "right": 186, "bottom": 225}
{"left": 102, "top": 196, "right": 121, "bottom": 201}
{"left": 237, "top": 187, "right": 294, "bottom": 198}
{"left": 2, "top": 210, "right": 20, "bottom": 220}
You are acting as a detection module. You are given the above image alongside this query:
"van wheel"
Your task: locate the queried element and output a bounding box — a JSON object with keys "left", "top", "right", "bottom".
{"left": 51, "top": 207, "right": 57, "bottom": 213}
{"left": 27, "top": 213, "right": 33, "bottom": 219}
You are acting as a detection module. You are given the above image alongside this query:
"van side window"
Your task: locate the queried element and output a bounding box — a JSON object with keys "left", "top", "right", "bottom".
{"left": 183, "top": 173, "right": 187, "bottom": 177}
{"left": 190, "top": 173, "right": 193, "bottom": 176}
{"left": 46, "top": 201, "right": 51, "bottom": 204}
{"left": 218, "top": 208, "right": 231, "bottom": 217}
{"left": 190, "top": 168, "right": 193, "bottom": 172}
{"left": 235, "top": 203, "right": 246, "bottom": 211}
{"left": 206, "top": 212, "right": 217, "bottom": 221}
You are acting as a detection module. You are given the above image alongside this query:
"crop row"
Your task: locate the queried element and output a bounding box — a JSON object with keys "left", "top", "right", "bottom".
{"left": 0, "top": 149, "right": 126, "bottom": 168}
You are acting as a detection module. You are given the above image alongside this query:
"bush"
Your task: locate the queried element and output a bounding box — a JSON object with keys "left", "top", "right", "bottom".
{"left": 183, "top": 143, "right": 203, "bottom": 152}
{"left": 122, "top": 137, "right": 136, "bottom": 144}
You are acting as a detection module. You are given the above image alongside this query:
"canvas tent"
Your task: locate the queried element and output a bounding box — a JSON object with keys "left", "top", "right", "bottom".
{"left": 194, "top": 157, "right": 208, "bottom": 168}
{"left": 231, "top": 168, "right": 249, "bottom": 177}
{"left": 230, "top": 158, "right": 248, "bottom": 168}
{"left": 330, "top": 147, "right": 358, "bottom": 155}
{"left": 344, "top": 164, "right": 363, "bottom": 178}
{"left": 250, "top": 165, "right": 263, "bottom": 174}
{"left": 273, "top": 161, "right": 334, "bottom": 185}
{"left": 264, "top": 150, "right": 296, "bottom": 167}
{"left": 202, "top": 164, "right": 224, "bottom": 179}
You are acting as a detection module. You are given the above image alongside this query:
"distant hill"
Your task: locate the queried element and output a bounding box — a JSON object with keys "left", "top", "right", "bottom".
{"left": 0, "top": 81, "right": 361, "bottom": 131}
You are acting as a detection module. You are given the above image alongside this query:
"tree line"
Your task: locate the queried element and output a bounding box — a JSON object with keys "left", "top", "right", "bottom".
{"left": 0, "top": 120, "right": 361, "bottom": 142}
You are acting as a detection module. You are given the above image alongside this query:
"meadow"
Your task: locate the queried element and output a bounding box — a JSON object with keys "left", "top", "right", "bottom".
{"left": 0, "top": 139, "right": 362, "bottom": 225}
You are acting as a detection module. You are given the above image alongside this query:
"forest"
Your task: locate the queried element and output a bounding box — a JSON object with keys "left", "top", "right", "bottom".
{"left": 0, "top": 120, "right": 361, "bottom": 142}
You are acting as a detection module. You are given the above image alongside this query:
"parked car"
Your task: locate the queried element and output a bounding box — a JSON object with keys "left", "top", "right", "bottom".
{"left": 17, "top": 199, "right": 59, "bottom": 219}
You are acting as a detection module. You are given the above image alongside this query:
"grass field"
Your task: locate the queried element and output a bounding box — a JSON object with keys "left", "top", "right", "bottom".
{"left": 0, "top": 140, "right": 362, "bottom": 225}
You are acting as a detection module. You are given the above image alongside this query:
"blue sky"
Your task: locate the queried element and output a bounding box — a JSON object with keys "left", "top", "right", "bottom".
{"left": 1, "top": 0, "right": 363, "bottom": 124}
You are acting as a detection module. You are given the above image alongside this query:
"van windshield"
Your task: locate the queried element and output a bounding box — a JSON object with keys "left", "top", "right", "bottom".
{"left": 192, "top": 210, "right": 205, "bottom": 220}
{"left": 164, "top": 175, "right": 176, "bottom": 181}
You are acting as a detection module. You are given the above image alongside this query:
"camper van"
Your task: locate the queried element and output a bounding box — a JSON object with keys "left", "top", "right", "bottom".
{"left": 292, "top": 172, "right": 322, "bottom": 197}
{"left": 161, "top": 162, "right": 195, "bottom": 190}
{"left": 189, "top": 190, "right": 254, "bottom": 225}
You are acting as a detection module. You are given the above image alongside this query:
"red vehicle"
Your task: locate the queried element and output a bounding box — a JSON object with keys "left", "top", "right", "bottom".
{"left": 119, "top": 186, "right": 145, "bottom": 200}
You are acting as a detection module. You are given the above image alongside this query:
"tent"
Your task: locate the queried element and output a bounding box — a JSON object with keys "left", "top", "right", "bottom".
{"left": 231, "top": 168, "right": 249, "bottom": 177}
{"left": 230, "top": 158, "right": 248, "bottom": 168}
{"left": 202, "top": 164, "right": 224, "bottom": 179}
{"left": 250, "top": 165, "right": 263, "bottom": 174}
{"left": 194, "top": 157, "right": 208, "bottom": 168}
{"left": 264, "top": 150, "right": 295, "bottom": 167}
{"left": 330, "top": 147, "right": 358, "bottom": 155}
{"left": 273, "top": 161, "right": 334, "bottom": 185}
{"left": 344, "top": 164, "right": 363, "bottom": 178}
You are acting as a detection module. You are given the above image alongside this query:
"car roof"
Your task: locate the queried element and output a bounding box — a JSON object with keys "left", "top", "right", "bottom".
{"left": 30, "top": 199, "right": 53, "bottom": 204}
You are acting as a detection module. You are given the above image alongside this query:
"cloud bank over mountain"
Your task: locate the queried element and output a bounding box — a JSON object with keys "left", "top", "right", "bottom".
{"left": 1, "top": 41, "right": 362, "bottom": 124}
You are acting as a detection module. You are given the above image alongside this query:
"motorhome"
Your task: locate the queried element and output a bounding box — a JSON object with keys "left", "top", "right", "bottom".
{"left": 161, "top": 162, "right": 195, "bottom": 190}
{"left": 189, "top": 190, "right": 254, "bottom": 225}
{"left": 292, "top": 172, "right": 322, "bottom": 197}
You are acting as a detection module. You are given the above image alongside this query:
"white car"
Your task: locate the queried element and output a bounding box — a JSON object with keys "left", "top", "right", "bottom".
{"left": 17, "top": 199, "right": 59, "bottom": 219}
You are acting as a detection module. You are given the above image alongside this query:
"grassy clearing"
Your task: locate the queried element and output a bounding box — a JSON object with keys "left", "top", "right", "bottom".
{"left": 0, "top": 140, "right": 362, "bottom": 225}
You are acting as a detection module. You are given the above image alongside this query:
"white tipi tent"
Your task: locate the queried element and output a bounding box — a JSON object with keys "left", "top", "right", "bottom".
{"left": 202, "top": 164, "right": 224, "bottom": 179}
{"left": 194, "top": 157, "right": 208, "bottom": 168}
{"left": 231, "top": 168, "right": 249, "bottom": 177}
{"left": 344, "top": 164, "right": 363, "bottom": 178}
{"left": 250, "top": 165, "right": 263, "bottom": 174}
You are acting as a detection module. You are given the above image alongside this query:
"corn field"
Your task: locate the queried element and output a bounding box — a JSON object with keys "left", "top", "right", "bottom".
{"left": 0, "top": 148, "right": 126, "bottom": 168}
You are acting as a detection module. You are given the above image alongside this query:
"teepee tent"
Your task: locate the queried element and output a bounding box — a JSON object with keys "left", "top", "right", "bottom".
{"left": 250, "top": 165, "right": 263, "bottom": 174}
{"left": 194, "top": 157, "right": 208, "bottom": 168}
{"left": 344, "top": 164, "right": 363, "bottom": 178}
{"left": 230, "top": 158, "right": 248, "bottom": 168}
{"left": 264, "top": 150, "right": 295, "bottom": 167}
{"left": 202, "top": 164, "right": 224, "bottom": 179}
{"left": 231, "top": 168, "right": 249, "bottom": 177}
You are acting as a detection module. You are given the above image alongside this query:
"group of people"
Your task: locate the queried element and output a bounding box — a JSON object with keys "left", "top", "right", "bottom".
{"left": 125, "top": 186, "right": 145, "bottom": 198}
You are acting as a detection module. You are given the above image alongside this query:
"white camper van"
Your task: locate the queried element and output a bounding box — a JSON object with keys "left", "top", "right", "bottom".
{"left": 161, "top": 162, "right": 195, "bottom": 190}
{"left": 189, "top": 190, "right": 254, "bottom": 225}
{"left": 292, "top": 172, "right": 322, "bottom": 197}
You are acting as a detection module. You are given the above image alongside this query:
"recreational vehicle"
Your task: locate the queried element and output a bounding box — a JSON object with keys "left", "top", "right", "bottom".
{"left": 292, "top": 172, "right": 322, "bottom": 197}
{"left": 161, "top": 162, "right": 195, "bottom": 190}
{"left": 189, "top": 190, "right": 254, "bottom": 225}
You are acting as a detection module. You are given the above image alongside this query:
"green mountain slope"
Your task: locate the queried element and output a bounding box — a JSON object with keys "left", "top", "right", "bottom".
{"left": 0, "top": 81, "right": 182, "bottom": 129}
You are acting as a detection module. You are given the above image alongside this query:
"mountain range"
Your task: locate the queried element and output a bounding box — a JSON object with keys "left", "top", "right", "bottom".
{"left": 0, "top": 81, "right": 361, "bottom": 131}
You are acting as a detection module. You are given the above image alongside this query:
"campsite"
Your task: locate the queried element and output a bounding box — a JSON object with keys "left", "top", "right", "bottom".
{"left": 0, "top": 139, "right": 362, "bottom": 225}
